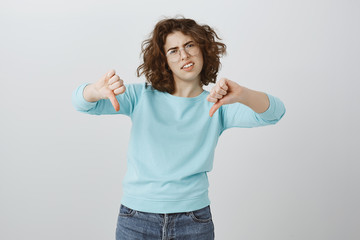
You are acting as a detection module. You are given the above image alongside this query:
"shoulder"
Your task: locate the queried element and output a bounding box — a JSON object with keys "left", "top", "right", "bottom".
{"left": 123, "top": 82, "right": 147, "bottom": 93}
{"left": 122, "top": 82, "right": 159, "bottom": 100}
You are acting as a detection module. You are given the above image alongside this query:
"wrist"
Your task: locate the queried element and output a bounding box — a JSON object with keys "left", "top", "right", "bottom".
{"left": 84, "top": 83, "right": 102, "bottom": 102}
{"left": 236, "top": 86, "right": 250, "bottom": 104}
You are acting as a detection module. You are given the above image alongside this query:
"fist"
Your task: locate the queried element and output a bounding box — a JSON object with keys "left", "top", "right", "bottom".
{"left": 206, "top": 78, "right": 243, "bottom": 117}
{"left": 94, "top": 69, "right": 126, "bottom": 112}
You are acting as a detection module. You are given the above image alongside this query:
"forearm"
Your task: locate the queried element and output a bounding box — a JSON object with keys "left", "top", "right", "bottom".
{"left": 83, "top": 83, "right": 101, "bottom": 102}
{"left": 237, "top": 87, "right": 270, "bottom": 113}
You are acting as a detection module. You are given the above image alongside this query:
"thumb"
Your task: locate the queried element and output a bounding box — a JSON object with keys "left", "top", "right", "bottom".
{"left": 107, "top": 91, "right": 120, "bottom": 112}
{"left": 105, "top": 71, "right": 120, "bottom": 112}
{"left": 209, "top": 100, "right": 223, "bottom": 117}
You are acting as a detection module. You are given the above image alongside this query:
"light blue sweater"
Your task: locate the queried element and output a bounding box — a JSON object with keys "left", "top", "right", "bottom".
{"left": 72, "top": 82, "right": 286, "bottom": 213}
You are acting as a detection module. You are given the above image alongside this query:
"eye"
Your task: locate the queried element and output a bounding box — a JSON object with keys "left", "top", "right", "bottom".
{"left": 167, "top": 49, "right": 177, "bottom": 55}
{"left": 186, "top": 43, "right": 195, "bottom": 48}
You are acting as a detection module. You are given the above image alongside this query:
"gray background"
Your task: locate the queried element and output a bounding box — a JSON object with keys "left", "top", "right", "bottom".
{"left": 1, "top": 0, "right": 359, "bottom": 239}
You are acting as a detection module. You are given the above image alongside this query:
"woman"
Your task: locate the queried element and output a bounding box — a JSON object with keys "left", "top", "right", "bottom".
{"left": 72, "top": 16, "right": 286, "bottom": 240}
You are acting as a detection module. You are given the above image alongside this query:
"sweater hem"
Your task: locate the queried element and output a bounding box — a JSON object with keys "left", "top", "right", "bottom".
{"left": 120, "top": 191, "right": 211, "bottom": 214}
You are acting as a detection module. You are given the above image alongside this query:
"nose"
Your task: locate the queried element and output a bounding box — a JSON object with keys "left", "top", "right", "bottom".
{"left": 179, "top": 48, "right": 190, "bottom": 60}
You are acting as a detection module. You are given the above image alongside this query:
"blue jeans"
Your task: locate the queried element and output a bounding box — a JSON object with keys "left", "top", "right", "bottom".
{"left": 116, "top": 204, "right": 215, "bottom": 240}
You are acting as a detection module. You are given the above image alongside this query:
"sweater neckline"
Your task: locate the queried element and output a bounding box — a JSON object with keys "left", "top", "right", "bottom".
{"left": 162, "top": 89, "right": 208, "bottom": 102}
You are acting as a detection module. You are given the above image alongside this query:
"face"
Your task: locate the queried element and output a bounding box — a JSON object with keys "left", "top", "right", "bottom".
{"left": 164, "top": 31, "right": 204, "bottom": 85}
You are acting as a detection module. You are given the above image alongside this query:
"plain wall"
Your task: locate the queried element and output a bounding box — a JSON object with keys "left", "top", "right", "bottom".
{"left": 1, "top": 0, "right": 359, "bottom": 239}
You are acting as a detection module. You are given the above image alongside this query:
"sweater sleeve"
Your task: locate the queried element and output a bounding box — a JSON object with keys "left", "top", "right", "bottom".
{"left": 220, "top": 93, "right": 286, "bottom": 134}
{"left": 71, "top": 82, "right": 144, "bottom": 117}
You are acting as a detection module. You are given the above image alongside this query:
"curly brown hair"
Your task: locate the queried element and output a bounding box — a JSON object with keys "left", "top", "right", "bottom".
{"left": 136, "top": 16, "right": 227, "bottom": 94}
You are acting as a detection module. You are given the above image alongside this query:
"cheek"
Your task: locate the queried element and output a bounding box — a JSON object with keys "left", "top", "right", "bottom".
{"left": 197, "top": 58, "right": 204, "bottom": 71}
{"left": 197, "top": 53, "right": 204, "bottom": 68}
{"left": 167, "top": 61, "right": 177, "bottom": 72}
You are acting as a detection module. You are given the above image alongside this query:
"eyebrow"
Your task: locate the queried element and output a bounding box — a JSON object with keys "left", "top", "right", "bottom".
{"left": 166, "top": 41, "right": 194, "bottom": 52}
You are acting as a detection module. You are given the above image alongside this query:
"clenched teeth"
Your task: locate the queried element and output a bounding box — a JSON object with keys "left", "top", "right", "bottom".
{"left": 182, "top": 63, "right": 194, "bottom": 69}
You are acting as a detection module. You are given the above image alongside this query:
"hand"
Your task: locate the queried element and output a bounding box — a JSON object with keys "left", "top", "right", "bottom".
{"left": 93, "top": 69, "right": 126, "bottom": 112}
{"left": 206, "top": 78, "right": 245, "bottom": 117}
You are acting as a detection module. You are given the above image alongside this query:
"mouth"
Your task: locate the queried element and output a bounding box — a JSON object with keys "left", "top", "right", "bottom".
{"left": 181, "top": 61, "right": 194, "bottom": 70}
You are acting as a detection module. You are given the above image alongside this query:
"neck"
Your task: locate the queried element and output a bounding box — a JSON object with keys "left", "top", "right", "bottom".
{"left": 171, "top": 78, "right": 203, "bottom": 98}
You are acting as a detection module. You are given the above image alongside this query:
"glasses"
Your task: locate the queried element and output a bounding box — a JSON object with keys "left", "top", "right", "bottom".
{"left": 166, "top": 43, "right": 201, "bottom": 63}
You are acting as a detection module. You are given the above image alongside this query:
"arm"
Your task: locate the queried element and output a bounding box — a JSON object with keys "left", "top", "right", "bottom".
{"left": 235, "top": 87, "right": 270, "bottom": 114}
{"left": 71, "top": 70, "right": 131, "bottom": 115}
{"left": 207, "top": 78, "right": 286, "bottom": 132}
{"left": 207, "top": 78, "right": 285, "bottom": 119}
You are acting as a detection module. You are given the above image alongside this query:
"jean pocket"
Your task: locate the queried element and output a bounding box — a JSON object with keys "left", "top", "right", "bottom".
{"left": 188, "top": 205, "right": 212, "bottom": 223}
{"left": 118, "top": 204, "right": 136, "bottom": 217}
